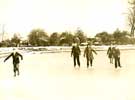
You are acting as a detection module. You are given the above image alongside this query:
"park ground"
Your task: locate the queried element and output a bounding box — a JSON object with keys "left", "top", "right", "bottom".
{"left": 0, "top": 50, "right": 135, "bottom": 100}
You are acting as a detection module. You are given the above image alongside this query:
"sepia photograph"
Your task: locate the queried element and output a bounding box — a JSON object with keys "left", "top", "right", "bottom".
{"left": 0, "top": 0, "right": 135, "bottom": 100}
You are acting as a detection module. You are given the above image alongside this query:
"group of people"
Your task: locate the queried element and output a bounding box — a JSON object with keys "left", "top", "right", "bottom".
{"left": 107, "top": 45, "right": 121, "bottom": 68}
{"left": 71, "top": 43, "right": 122, "bottom": 69}
{"left": 71, "top": 43, "right": 97, "bottom": 68}
{"left": 3, "top": 44, "right": 122, "bottom": 77}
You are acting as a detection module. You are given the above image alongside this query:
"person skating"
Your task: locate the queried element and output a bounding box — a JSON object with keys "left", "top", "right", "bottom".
{"left": 107, "top": 45, "right": 114, "bottom": 64}
{"left": 71, "top": 43, "right": 81, "bottom": 67}
{"left": 4, "top": 48, "right": 23, "bottom": 77}
{"left": 113, "top": 46, "right": 121, "bottom": 69}
{"left": 84, "top": 44, "right": 97, "bottom": 68}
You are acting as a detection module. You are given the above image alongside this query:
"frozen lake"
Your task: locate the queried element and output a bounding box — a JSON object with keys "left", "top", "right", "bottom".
{"left": 0, "top": 50, "right": 135, "bottom": 100}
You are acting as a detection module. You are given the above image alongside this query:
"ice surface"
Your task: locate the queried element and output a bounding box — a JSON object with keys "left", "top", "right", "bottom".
{"left": 0, "top": 49, "right": 135, "bottom": 100}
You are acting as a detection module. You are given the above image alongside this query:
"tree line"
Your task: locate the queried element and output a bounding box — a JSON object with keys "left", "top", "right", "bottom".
{"left": 0, "top": 28, "right": 135, "bottom": 47}
{"left": 0, "top": 0, "right": 135, "bottom": 47}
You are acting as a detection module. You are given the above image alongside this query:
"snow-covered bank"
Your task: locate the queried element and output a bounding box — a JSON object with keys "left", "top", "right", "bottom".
{"left": 20, "top": 45, "right": 135, "bottom": 52}
{"left": 0, "top": 45, "right": 135, "bottom": 56}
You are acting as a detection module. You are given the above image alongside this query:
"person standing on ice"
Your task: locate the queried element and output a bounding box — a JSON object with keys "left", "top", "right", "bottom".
{"left": 4, "top": 48, "right": 23, "bottom": 77}
{"left": 107, "top": 45, "right": 114, "bottom": 64}
{"left": 71, "top": 43, "right": 81, "bottom": 67}
{"left": 84, "top": 43, "right": 97, "bottom": 68}
{"left": 113, "top": 46, "right": 121, "bottom": 69}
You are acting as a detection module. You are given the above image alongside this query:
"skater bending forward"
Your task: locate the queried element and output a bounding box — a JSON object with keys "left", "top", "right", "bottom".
{"left": 4, "top": 48, "right": 23, "bottom": 77}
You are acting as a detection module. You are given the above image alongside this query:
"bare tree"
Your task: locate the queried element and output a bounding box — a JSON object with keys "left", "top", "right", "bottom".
{"left": 11, "top": 33, "right": 21, "bottom": 47}
{"left": 128, "top": 0, "right": 135, "bottom": 37}
{"left": 49, "top": 32, "right": 60, "bottom": 46}
{"left": 74, "top": 27, "right": 87, "bottom": 44}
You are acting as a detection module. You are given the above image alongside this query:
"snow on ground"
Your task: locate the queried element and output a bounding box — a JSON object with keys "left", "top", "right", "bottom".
{"left": 0, "top": 49, "right": 135, "bottom": 100}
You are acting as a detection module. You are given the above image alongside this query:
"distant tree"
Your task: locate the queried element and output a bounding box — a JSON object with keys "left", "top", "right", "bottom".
{"left": 21, "top": 40, "right": 29, "bottom": 46}
{"left": 0, "top": 39, "right": 11, "bottom": 47}
{"left": 74, "top": 28, "right": 87, "bottom": 44}
{"left": 28, "top": 29, "right": 49, "bottom": 46}
{"left": 11, "top": 33, "right": 21, "bottom": 47}
{"left": 129, "top": 37, "right": 135, "bottom": 44}
{"left": 121, "top": 31, "right": 131, "bottom": 44}
{"left": 113, "top": 29, "right": 130, "bottom": 44}
{"left": 127, "top": 0, "right": 135, "bottom": 37}
{"left": 49, "top": 32, "right": 60, "bottom": 46}
{"left": 87, "top": 37, "right": 98, "bottom": 45}
{"left": 59, "top": 31, "right": 74, "bottom": 46}
{"left": 95, "top": 31, "right": 112, "bottom": 45}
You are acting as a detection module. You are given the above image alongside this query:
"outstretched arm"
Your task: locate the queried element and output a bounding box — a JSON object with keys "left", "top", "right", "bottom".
{"left": 92, "top": 49, "right": 97, "bottom": 55}
{"left": 4, "top": 53, "right": 12, "bottom": 62}
{"left": 17, "top": 52, "right": 23, "bottom": 60}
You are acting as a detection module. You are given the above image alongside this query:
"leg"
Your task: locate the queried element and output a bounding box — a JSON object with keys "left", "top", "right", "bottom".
{"left": 110, "top": 58, "right": 112, "bottom": 63}
{"left": 114, "top": 58, "right": 117, "bottom": 68}
{"left": 77, "top": 55, "right": 80, "bottom": 67}
{"left": 118, "top": 57, "right": 121, "bottom": 67}
{"left": 110, "top": 58, "right": 111, "bottom": 63}
{"left": 109, "top": 54, "right": 111, "bottom": 63}
{"left": 16, "top": 63, "right": 20, "bottom": 75}
{"left": 73, "top": 56, "right": 76, "bottom": 67}
{"left": 87, "top": 57, "right": 89, "bottom": 68}
{"left": 13, "top": 63, "right": 16, "bottom": 77}
{"left": 90, "top": 59, "right": 93, "bottom": 67}
{"left": 111, "top": 57, "right": 113, "bottom": 64}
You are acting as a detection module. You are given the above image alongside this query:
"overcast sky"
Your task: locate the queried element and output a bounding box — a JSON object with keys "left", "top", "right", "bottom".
{"left": 0, "top": 0, "right": 129, "bottom": 38}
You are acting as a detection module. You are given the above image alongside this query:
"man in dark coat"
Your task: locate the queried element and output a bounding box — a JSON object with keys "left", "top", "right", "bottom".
{"left": 113, "top": 46, "right": 121, "bottom": 68}
{"left": 4, "top": 48, "right": 23, "bottom": 77}
{"left": 71, "top": 44, "right": 81, "bottom": 67}
{"left": 84, "top": 44, "right": 97, "bottom": 68}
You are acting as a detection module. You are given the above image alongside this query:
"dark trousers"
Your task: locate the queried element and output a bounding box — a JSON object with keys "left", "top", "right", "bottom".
{"left": 13, "top": 63, "right": 19, "bottom": 76}
{"left": 114, "top": 57, "right": 121, "bottom": 68}
{"left": 87, "top": 58, "right": 93, "bottom": 67}
{"left": 73, "top": 55, "right": 80, "bottom": 67}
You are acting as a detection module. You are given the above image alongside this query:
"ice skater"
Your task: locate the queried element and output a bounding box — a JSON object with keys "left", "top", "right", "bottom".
{"left": 71, "top": 43, "right": 81, "bottom": 67}
{"left": 84, "top": 44, "right": 97, "bottom": 68}
{"left": 107, "top": 45, "right": 114, "bottom": 64}
{"left": 4, "top": 48, "right": 23, "bottom": 77}
{"left": 113, "top": 46, "right": 121, "bottom": 69}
